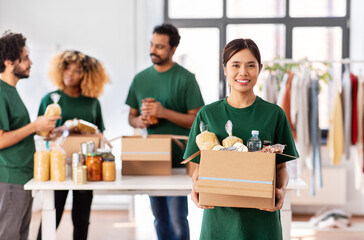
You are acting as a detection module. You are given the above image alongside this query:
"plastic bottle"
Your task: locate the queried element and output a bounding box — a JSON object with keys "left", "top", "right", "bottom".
{"left": 246, "top": 130, "right": 262, "bottom": 152}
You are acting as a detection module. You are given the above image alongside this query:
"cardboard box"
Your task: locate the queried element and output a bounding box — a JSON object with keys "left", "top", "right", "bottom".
{"left": 63, "top": 134, "right": 102, "bottom": 160}
{"left": 195, "top": 150, "right": 296, "bottom": 209}
{"left": 186, "top": 161, "right": 197, "bottom": 177}
{"left": 121, "top": 135, "right": 173, "bottom": 175}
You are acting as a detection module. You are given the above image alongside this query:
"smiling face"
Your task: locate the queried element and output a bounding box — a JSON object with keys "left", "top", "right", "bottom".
{"left": 63, "top": 62, "right": 83, "bottom": 88}
{"left": 223, "top": 48, "right": 261, "bottom": 96}
{"left": 149, "top": 33, "right": 176, "bottom": 66}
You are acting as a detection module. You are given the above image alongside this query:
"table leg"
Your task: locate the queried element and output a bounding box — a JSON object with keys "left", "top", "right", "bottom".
{"left": 281, "top": 191, "right": 292, "bottom": 240}
{"left": 42, "top": 190, "right": 56, "bottom": 240}
{"left": 128, "top": 195, "right": 135, "bottom": 222}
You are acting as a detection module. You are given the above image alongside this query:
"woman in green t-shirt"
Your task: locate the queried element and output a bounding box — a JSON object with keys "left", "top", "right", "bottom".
{"left": 37, "top": 50, "right": 109, "bottom": 240}
{"left": 184, "top": 39, "right": 299, "bottom": 239}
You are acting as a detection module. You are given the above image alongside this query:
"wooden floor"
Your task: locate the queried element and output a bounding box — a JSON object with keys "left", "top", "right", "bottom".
{"left": 29, "top": 196, "right": 364, "bottom": 240}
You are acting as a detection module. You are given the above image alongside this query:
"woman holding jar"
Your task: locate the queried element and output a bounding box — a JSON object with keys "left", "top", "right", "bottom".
{"left": 37, "top": 50, "right": 109, "bottom": 240}
{"left": 184, "top": 39, "right": 299, "bottom": 239}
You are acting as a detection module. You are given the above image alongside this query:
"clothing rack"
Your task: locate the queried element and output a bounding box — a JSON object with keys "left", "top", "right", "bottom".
{"left": 263, "top": 58, "right": 364, "bottom": 65}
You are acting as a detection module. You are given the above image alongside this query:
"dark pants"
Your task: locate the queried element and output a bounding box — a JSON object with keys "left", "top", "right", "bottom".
{"left": 37, "top": 190, "right": 93, "bottom": 240}
{"left": 0, "top": 182, "right": 33, "bottom": 240}
{"left": 150, "top": 196, "right": 190, "bottom": 240}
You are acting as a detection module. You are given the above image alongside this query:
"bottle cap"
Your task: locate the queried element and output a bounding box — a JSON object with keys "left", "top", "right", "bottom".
{"left": 252, "top": 130, "right": 259, "bottom": 135}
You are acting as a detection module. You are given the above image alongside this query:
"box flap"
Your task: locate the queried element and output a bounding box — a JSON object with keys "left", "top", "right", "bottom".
{"left": 276, "top": 153, "right": 298, "bottom": 164}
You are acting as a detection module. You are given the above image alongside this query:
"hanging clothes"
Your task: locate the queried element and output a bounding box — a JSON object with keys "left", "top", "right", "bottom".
{"left": 310, "top": 79, "right": 322, "bottom": 195}
{"left": 290, "top": 70, "right": 300, "bottom": 128}
{"left": 351, "top": 73, "right": 358, "bottom": 144}
{"left": 281, "top": 71, "right": 297, "bottom": 139}
{"left": 276, "top": 72, "right": 289, "bottom": 106}
{"left": 262, "top": 70, "right": 277, "bottom": 104}
{"left": 295, "top": 66, "right": 311, "bottom": 176}
{"left": 355, "top": 73, "right": 364, "bottom": 191}
{"left": 341, "top": 66, "right": 352, "bottom": 160}
{"left": 327, "top": 88, "right": 344, "bottom": 166}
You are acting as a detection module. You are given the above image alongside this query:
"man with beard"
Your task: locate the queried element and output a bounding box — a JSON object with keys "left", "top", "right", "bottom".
{"left": 0, "top": 31, "right": 60, "bottom": 240}
{"left": 125, "top": 23, "right": 204, "bottom": 240}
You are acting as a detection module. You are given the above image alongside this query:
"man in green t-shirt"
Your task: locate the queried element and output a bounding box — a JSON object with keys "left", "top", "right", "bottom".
{"left": 125, "top": 23, "right": 204, "bottom": 240}
{"left": 0, "top": 31, "right": 60, "bottom": 240}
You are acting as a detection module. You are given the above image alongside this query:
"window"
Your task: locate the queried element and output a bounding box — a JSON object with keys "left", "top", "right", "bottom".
{"left": 165, "top": 0, "right": 350, "bottom": 100}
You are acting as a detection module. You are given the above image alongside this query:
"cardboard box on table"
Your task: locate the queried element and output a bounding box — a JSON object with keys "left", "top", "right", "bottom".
{"left": 189, "top": 150, "right": 296, "bottom": 209}
{"left": 121, "top": 135, "right": 191, "bottom": 175}
{"left": 63, "top": 134, "right": 102, "bottom": 160}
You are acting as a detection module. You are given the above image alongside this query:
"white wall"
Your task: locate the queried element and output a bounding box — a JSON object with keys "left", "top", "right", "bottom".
{"left": 0, "top": 0, "right": 164, "bottom": 209}
{"left": 0, "top": 0, "right": 163, "bottom": 154}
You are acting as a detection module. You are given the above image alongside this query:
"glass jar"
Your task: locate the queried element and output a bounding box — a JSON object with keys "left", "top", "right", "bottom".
{"left": 143, "top": 97, "right": 159, "bottom": 125}
{"left": 102, "top": 159, "right": 116, "bottom": 181}
{"left": 98, "top": 148, "right": 116, "bottom": 181}
{"left": 86, "top": 153, "right": 102, "bottom": 181}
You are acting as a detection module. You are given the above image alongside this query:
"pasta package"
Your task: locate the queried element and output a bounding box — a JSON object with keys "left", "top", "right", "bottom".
{"left": 64, "top": 119, "right": 98, "bottom": 134}
{"left": 50, "top": 138, "right": 66, "bottom": 181}
{"left": 196, "top": 121, "right": 221, "bottom": 150}
{"left": 34, "top": 137, "right": 50, "bottom": 182}
{"left": 222, "top": 120, "right": 248, "bottom": 152}
{"left": 38, "top": 93, "right": 61, "bottom": 137}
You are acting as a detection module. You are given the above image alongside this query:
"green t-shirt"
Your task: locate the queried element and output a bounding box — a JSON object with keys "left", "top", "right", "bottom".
{"left": 125, "top": 63, "right": 204, "bottom": 167}
{"left": 38, "top": 90, "right": 105, "bottom": 132}
{"left": 0, "top": 80, "right": 35, "bottom": 184}
{"left": 184, "top": 96, "right": 299, "bottom": 240}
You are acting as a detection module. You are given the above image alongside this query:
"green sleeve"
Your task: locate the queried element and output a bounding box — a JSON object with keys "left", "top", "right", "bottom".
{"left": 274, "top": 109, "right": 299, "bottom": 164}
{"left": 185, "top": 75, "right": 204, "bottom": 110}
{"left": 95, "top": 100, "right": 105, "bottom": 132}
{"left": 125, "top": 79, "right": 139, "bottom": 110}
{"left": 0, "top": 94, "right": 10, "bottom": 131}
{"left": 183, "top": 110, "right": 203, "bottom": 164}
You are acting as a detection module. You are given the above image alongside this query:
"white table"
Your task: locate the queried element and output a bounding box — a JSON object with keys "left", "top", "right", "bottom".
{"left": 24, "top": 169, "right": 306, "bottom": 240}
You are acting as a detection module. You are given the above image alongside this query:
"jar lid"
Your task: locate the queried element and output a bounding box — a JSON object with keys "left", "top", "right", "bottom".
{"left": 263, "top": 140, "right": 271, "bottom": 146}
{"left": 87, "top": 152, "right": 101, "bottom": 156}
{"left": 97, "top": 148, "right": 111, "bottom": 153}
{"left": 103, "top": 158, "right": 115, "bottom": 162}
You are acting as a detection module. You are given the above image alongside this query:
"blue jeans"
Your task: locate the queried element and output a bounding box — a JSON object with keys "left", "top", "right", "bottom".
{"left": 149, "top": 196, "right": 190, "bottom": 240}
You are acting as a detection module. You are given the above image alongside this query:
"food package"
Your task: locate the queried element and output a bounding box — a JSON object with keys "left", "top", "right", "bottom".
{"left": 222, "top": 120, "right": 247, "bottom": 152}
{"left": 260, "top": 144, "right": 286, "bottom": 154}
{"left": 64, "top": 119, "right": 98, "bottom": 134}
{"left": 196, "top": 121, "right": 221, "bottom": 150}
{"left": 33, "top": 136, "right": 50, "bottom": 182}
{"left": 38, "top": 93, "right": 61, "bottom": 137}
{"left": 50, "top": 138, "right": 66, "bottom": 181}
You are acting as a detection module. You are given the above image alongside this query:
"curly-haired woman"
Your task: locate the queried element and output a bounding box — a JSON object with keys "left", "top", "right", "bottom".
{"left": 37, "top": 50, "right": 109, "bottom": 240}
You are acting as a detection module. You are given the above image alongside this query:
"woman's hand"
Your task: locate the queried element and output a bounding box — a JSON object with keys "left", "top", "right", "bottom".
{"left": 191, "top": 164, "right": 214, "bottom": 209}
{"left": 259, "top": 187, "right": 286, "bottom": 212}
{"left": 259, "top": 162, "right": 288, "bottom": 212}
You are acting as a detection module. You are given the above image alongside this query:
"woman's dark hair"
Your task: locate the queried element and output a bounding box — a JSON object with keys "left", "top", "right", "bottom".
{"left": 0, "top": 31, "right": 27, "bottom": 73}
{"left": 153, "top": 23, "right": 181, "bottom": 48}
{"left": 222, "top": 38, "right": 261, "bottom": 68}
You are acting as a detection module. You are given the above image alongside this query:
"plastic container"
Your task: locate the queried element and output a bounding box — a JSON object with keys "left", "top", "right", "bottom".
{"left": 86, "top": 153, "right": 102, "bottom": 181}
{"left": 34, "top": 138, "right": 50, "bottom": 182}
{"left": 246, "top": 130, "right": 262, "bottom": 152}
{"left": 50, "top": 138, "right": 66, "bottom": 182}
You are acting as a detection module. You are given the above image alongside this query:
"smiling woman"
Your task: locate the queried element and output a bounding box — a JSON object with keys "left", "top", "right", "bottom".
{"left": 183, "top": 38, "right": 299, "bottom": 240}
